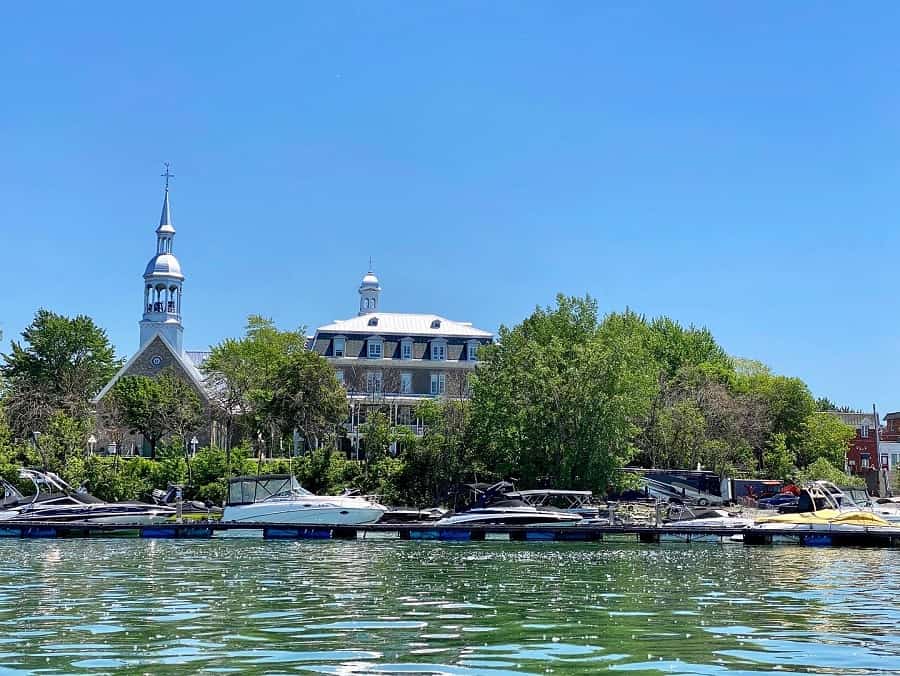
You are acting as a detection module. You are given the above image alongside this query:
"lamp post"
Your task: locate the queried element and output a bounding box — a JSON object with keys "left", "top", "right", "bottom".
{"left": 87, "top": 434, "right": 97, "bottom": 457}
{"left": 190, "top": 436, "right": 199, "bottom": 457}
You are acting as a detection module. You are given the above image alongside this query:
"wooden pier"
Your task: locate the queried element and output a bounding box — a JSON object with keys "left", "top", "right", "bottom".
{"left": 2, "top": 520, "right": 900, "bottom": 547}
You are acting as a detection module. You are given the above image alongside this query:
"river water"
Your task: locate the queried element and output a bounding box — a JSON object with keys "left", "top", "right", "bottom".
{"left": 0, "top": 537, "right": 897, "bottom": 674}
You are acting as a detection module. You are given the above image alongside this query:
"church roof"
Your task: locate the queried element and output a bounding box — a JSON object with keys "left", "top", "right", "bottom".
{"left": 92, "top": 333, "right": 209, "bottom": 404}
{"left": 316, "top": 313, "right": 492, "bottom": 339}
{"left": 144, "top": 253, "right": 183, "bottom": 278}
{"left": 156, "top": 187, "right": 175, "bottom": 234}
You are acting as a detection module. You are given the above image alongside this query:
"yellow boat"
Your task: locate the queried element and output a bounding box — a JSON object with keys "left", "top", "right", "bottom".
{"left": 756, "top": 508, "right": 889, "bottom": 528}
{"left": 754, "top": 481, "right": 891, "bottom": 530}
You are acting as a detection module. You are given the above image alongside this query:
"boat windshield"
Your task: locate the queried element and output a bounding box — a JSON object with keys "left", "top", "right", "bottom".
{"left": 226, "top": 475, "right": 312, "bottom": 506}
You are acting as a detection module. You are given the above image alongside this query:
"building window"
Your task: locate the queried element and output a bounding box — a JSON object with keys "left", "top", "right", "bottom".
{"left": 860, "top": 425, "right": 869, "bottom": 438}
{"left": 368, "top": 339, "right": 383, "bottom": 359}
{"left": 401, "top": 339, "right": 413, "bottom": 360}
{"left": 366, "top": 371, "right": 383, "bottom": 394}
{"left": 467, "top": 341, "right": 479, "bottom": 361}
{"left": 431, "top": 341, "right": 446, "bottom": 361}
{"left": 430, "top": 372, "right": 446, "bottom": 395}
{"left": 335, "top": 369, "right": 345, "bottom": 386}
{"left": 400, "top": 372, "right": 412, "bottom": 394}
{"left": 861, "top": 453, "right": 870, "bottom": 468}
{"left": 333, "top": 337, "right": 345, "bottom": 358}
{"left": 892, "top": 453, "right": 900, "bottom": 467}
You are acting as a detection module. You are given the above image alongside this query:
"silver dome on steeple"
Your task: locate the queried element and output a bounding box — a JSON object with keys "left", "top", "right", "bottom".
{"left": 140, "top": 164, "right": 186, "bottom": 353}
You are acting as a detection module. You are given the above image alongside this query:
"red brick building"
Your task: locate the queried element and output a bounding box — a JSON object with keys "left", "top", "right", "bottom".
{"left": 823, "top": 411, "right": 879, "bottom": 474}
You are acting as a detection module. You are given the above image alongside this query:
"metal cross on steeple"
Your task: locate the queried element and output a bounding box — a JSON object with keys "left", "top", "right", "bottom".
{"left": 161, "top": 162, "right": 174, "bottom": 190}
{"left": 368, "top": 256, "right": 374, "bottom": 271}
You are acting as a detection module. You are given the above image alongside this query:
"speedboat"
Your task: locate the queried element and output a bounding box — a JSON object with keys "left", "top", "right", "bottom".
{"left": 661, "top": 504, "right": 753, "bottom": 542}
{"left": 664, "top": 504, "right": 754, "bottom": 529}
{"left": 221, "top": 474, "right": 387, "bottom": 525}
{"left": 753, "top": 481, "right": 890, "bottom": 533}
{"left": 436, "top": 481, "right": 584, "bottom": 527}
{"left": 0, "top": 469, "right": 175, "bottom": 525}
{"left": 504, "top": 489, "right": 600, "bottom": 519}
{"left": 151, "top": 484, "right": 223, "bottom": 519}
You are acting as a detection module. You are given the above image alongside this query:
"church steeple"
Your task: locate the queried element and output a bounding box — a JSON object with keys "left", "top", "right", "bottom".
{"left": 140, "top": 164, "right": 185, "bottom": 352}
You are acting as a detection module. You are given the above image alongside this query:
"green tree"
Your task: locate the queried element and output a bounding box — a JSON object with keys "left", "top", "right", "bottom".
{"left": 203, "top": 315, "right": 308, "bottom": 454}
{"left": 470, "top": 296, "right": 656, "bottom": 491}
{"left": 1, "top": 309, "right": 121, "bottom": 438}
{"left": 735, "top": 373, "right": 814, "bottom": 449}
{"left": 266, "top": 349, "right": 347, "bottom": 452}
{"left": 797, "top": 457, "right": 863, "bottom": 488}
{"left": 110, "top": 371, "right": 203, "bottom": 459}
{"left": 796, "top": 412, "right": 855, "bottom": 468}
{"left": 763, "top": 432, "right": 795, "bottom": 479}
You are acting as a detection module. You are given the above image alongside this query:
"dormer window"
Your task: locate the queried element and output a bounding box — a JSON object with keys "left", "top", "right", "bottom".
{"left": 467, "top": 341, "right": 479, "bottom": 361}
{"left": 431, "top": 339, "right": 447, "bottom": 361}
{"left": 431, "top": 319, "right": 441, "bottom": 329}
{"left": 333, "top": 337, "right": 345, "bottom": 358}
{"left": 368, "top": 316, "right": 379, "bottom": 327}
{"left": 368, "top": 337, "right": 383, "bottom": 359}
{"left": 401, "top": 338, "right": 413, "bottom": 361}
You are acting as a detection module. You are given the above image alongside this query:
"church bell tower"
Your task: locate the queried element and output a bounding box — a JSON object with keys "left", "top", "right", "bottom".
{"left": 139, "top": 164, "right": 185, "bottom": 352}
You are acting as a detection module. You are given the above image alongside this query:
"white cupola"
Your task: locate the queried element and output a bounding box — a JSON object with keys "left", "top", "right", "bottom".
{"left": 139, "top": 165, "right": 185, "bottom": 353}
{"left": 358, "top": 266, "right": 381, "bottom": 315}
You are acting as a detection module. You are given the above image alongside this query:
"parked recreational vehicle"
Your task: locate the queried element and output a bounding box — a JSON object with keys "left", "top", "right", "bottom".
{"left": 627, "top": 469, "right": 727, "bottom": 505}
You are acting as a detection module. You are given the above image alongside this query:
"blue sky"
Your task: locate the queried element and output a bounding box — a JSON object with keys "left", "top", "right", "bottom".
{"left": 1, "top": 2, "right": 899, "bottom": 410}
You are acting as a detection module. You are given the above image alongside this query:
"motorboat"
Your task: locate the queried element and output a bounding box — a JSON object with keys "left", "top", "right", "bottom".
{"left": 379, "top": 507, "right": 447, "bottom": 524}
{"left": 436, "top": 481, "right": 584, "bottom": 527}
{"left": 151, "top": 484, "right": 223, "bottom": 519}
{"left": 753, "top": 481, "right": 891, "bottom": 532}
{"left": 221, "top": 474, "right": 387, "bottom": 525}
{"left": 0, "top": 469, "right": 175, "bottom": 525}
{"left": 664, "top": 504, "right": 754, "bottom": 529}
{"left": 504, "top": 489, "right": 600, "bottom": 519}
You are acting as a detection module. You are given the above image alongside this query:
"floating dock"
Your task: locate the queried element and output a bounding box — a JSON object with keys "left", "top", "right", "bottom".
{"left": 1, "top": 520, "right": 900, "bottom": 547}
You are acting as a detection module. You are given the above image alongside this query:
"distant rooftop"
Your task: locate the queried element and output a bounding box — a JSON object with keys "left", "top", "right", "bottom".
{"left": 316, "top": 313, "right": 492, "bottom": 339}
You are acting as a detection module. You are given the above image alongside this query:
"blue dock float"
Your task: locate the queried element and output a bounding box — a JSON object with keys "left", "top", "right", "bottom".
{"left": 2, "top": 519, "right": 900, "bottom": 549}
{"left": 140, "top": 525, "right": 213, "bottom": 539}
{"left": 263, "top": 527, "right": 332, "bottom": 540}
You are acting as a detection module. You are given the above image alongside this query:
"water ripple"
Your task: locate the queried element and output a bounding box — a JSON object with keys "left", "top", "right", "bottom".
{"left": 0, "top": 540, "right": 896, "bottom": 673}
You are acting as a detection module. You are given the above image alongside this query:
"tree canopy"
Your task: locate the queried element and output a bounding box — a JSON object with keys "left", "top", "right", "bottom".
{"left": 1, "top": 309, "right": 121, "bottom": 438}
{"left": 110, "top": 371, "right": 203, "bottom": 458}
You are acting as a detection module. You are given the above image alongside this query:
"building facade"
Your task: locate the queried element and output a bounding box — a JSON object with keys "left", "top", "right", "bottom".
{"left": 824, "top": 411, "right": 880, "bottom": 474}
{"left": 311, "top": 270, "right": 493, "bottom": 451}
{"left": 92, "top": 177, "right": 215, "bottom": 455}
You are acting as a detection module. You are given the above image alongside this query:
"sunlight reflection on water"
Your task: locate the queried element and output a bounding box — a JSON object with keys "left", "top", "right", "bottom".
{"left": 0, "top": 539, "right": 896, "bottom": 674}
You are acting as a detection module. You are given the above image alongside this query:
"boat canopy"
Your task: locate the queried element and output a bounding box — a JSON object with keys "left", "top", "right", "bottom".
{"left": 226, "top": 474, "right": 311, "bottom": 506}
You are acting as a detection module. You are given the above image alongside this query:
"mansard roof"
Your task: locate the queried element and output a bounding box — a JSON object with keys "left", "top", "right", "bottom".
{"left": 315, "top": 313, "right": 492, "bottom": 339}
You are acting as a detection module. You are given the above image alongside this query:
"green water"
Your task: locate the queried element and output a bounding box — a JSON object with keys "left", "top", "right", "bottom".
{"left": 0, "top": 537, "right": 897, "bottom": 674}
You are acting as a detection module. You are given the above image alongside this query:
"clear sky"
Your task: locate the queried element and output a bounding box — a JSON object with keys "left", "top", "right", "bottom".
{"left": 1, "top": 3, "right": 898, "bottom": 410}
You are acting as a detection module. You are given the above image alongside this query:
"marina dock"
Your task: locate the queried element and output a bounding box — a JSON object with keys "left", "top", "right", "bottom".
{"left": 3, "top": 520, "right": 900, "bottom": 547}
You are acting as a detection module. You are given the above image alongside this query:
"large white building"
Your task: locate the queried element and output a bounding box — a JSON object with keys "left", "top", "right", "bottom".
{"left": 310, "top": 270, "right": 493, "bottom": 446}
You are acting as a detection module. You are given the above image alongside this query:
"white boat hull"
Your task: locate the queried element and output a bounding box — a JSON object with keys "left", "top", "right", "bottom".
{"left": 437, "top": 507, "right": 583, "bottom": 527}
{"left": 222, "top": 500, "right": 386, "bottom": 526}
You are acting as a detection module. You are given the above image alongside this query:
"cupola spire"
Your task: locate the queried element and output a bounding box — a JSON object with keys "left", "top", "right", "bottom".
{"left": 140, "top": 164, "right": 185, "bottom": 352}
{"left": 358, "top": 261, "right": 382, "bottom": 315}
